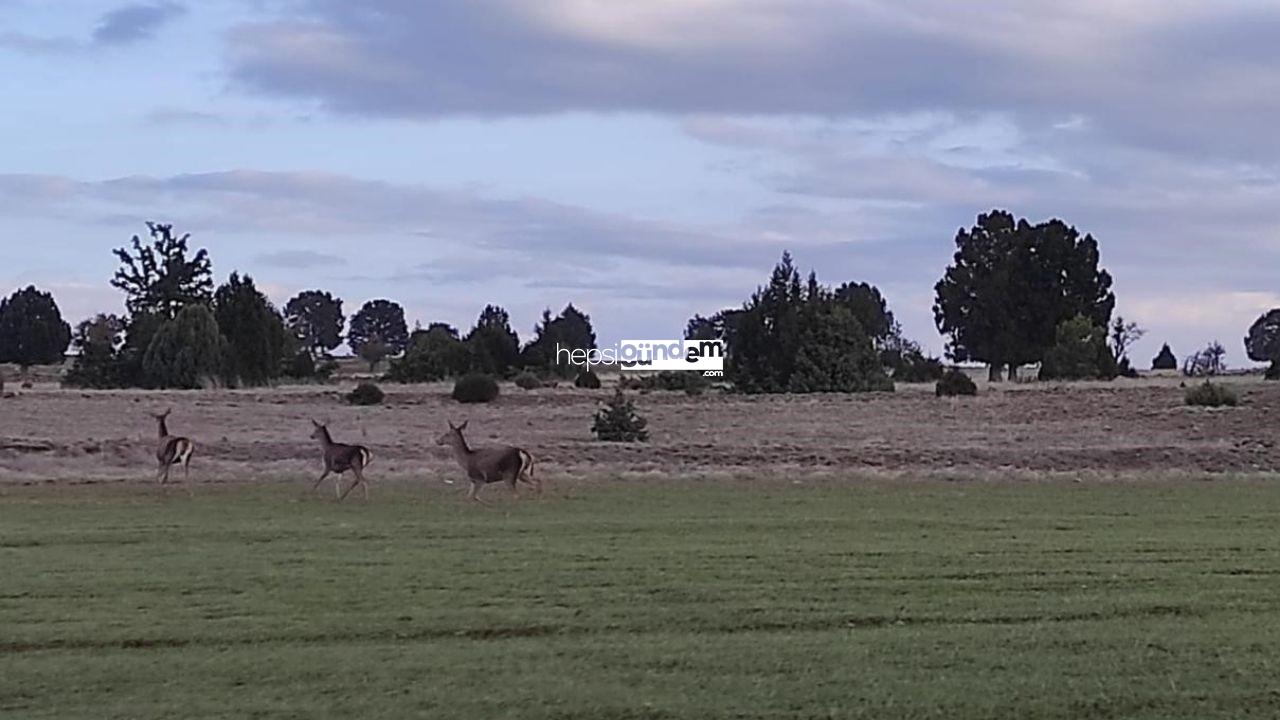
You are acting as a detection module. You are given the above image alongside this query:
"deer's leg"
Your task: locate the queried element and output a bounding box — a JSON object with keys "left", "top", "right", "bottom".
{"left": 338, "top": 478, "right": 361, "bottom": 502}
{"left": 353, "top": 465, "right": 370, "bottom": 502}
{"left": 183, "top": 457, "right": 194, "bottom": 497}
{"left": 311, "top": 468, "right": 331, "bottom": 491}
{"left": 468, "top": 481, "right": 488, "bottom": 505}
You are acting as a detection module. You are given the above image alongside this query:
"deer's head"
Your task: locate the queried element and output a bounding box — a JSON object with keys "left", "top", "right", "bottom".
{"left": 436, "top": 420, "right": 468, "bottom": 447}
{"left": 309, "top": 419, "right": 329, "bottom": 442}
{"left": 151, "top": 408, "right": 172, "bottom": 421}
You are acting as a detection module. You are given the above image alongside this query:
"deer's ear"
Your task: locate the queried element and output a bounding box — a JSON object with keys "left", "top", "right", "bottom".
{"left": 458, "top": 420, "right": 469, "bottom": 431}
{"left": 311, "top": 419, "right": 321, "bottom": 427}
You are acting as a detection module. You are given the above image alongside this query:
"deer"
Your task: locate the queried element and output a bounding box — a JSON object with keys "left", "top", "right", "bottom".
{"left": 309, "top": 420, "right": 374, "bottom": 501}
{"left": 151, "top": 409, "right": 195, "bottom": 493}
{"left": 436, "top": 420, "right": 538, "bottom": 503}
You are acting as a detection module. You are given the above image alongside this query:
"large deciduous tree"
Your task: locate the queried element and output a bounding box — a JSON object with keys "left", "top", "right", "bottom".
{"left": 284, "top": 290, "right": 344, "bottom": 358}
{"left": 934, "top": 210, "right": 1115, "bottom": 380}
{"left": 111, "top": 223, "right": 213, "bottom": 320}
{"left": 0, "top": 286, "right": 72, "bottom": 368}
{"left": 348, "top": 300, "right": 409, "bottom": 356}
{"left": 348, "top": 299, "right": 409, "bottom": 371}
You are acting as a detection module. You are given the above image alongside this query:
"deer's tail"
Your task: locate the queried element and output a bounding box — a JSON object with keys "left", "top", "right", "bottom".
{"left": 518, "top": 449, "right": 536, "bottom": 483}
{"left": 359, "top": 446, "right": 373, "bottom": 469}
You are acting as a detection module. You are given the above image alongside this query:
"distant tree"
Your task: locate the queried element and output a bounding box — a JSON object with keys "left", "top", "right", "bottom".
{"left": 1108, "top": 316, "right": 1145, "bottom": 376}
{"left": 521, "top": 304, "right": 597, "bottom": 376}
{"left": 142, "top": 304, "right": 227, "bottom": 389}
{"left": 1184, "top": 342, "right": 1227, "bottom": 377}
{"left": 728, "top": 253, "right": 891, "bottom": 393}
{"left": 1109, "top": 317, "right": 1146, "bottom": 362}
{"left": 934, "top": 210, "right": 1115, "bottom": 381}
{"left": 0, "top": 286, "right": 72, "bottom": 368}
{"left": 63, "top": 314, "right": 128, "bottom": 388}
{"left": 357, "top": 334, "right": 392, "bottom": 373}
{"left": 834, "top": 281, "right": 894, "bottom": 344}
{"left": 214, "top": 273, "right": 289, "bottom": 386}
{"left": 1152, "top": 343, "right": 1178, "bottom": 370}
{"left": 1039, "top": 315, "right": 1118, "bottom": 381}
{"left": 1244, "top": 309, "right": 1280, "bottom": 379}
{"left": 111, "top": 222, "right": 213, "bottom": 319}
{"left": 348, "top": 299, "right": 409, "bottom": 369}
{"left": 284, "top": 290, "right": 344, "bottom": 358}
{"left": 388, "top": 323, "right": 472, "bottom": 382}
{"left": 464, "top": 305, "right": 520, "bottom": 377}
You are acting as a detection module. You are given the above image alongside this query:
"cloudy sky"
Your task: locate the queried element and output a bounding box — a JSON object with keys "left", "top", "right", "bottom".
{"left": 3, "top": 1, "right": 1279, "bottom": 364}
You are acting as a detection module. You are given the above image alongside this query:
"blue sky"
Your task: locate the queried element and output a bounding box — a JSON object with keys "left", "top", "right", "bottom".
{"left": 4, "top": 1, "right": 1279, "bottom": 365}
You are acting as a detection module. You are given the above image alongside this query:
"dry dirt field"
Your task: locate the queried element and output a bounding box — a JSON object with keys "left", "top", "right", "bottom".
{"left": 3, "top": 374, "right": 1278, "bottom": 486}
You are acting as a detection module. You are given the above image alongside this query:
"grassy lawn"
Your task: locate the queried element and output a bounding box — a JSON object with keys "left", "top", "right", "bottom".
{"left": 3, "top": 479, "right": 1280, "bottom": 719}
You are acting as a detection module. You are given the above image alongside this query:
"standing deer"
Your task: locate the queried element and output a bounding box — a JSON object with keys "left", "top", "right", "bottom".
{"left": 436, "top": 420, "right": 538, "bottom": 503}
{"left": 309, "top": 420, "right": 374, "bottom": 501}
{"left": 151, "top": 409, "right": 195, "bottom": 492}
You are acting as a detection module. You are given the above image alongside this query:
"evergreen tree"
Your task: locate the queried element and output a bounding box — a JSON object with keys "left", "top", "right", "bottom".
{"left": 63, "top": 314, "right": 127, "bottom": 388}
{"left": 1039, "top": 315, "right": 1119, "bottom": 381}
{"left": 727, "top": 254, "right": 891, "bottom": 393}
{"left": 464, "top": 304, "right": 520, "bottom": 376}
{"left": 1152, "top": 343, "right": 1177, "bottom": 370}
{"left": 934, "top": 211, "right": 1115, "bottom": 380}
{"left": 0, "top": 286, "right": 72, "bottom": 368}
{"left": 142, "top": 305, "right": 227, "bottom": 389}
{"left": 521, "top": 304, "right": 597, "bottom": 376}
{"left": 389, "top": 323, "right": 472, "bottom": 382}
{"left": 214, "top": 273, "right": 288, "bottom": 386}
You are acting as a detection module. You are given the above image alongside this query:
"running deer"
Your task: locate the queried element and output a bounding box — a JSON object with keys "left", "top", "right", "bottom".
{"left": 309, "top": 420, "right": 374, "bottom": 501}
{"left": 151, "top": 409, "right": 195, "bottom": 492}
{"left": 436, "top": 420, "right": 538, "bottom": 503}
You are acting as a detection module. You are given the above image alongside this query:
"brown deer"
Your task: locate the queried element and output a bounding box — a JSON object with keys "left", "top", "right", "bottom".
{"left": 436, "top": 420, "right": 538, "bottom": 503}
{"left": 309, "top": 420, "right": 374, "bottom": 501}
{"left": 151, "top": 409, "right": 195, "bottom": 492}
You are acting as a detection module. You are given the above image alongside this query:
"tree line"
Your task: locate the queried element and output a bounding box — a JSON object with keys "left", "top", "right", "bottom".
{"left": 2, "top": 210, "right": 1279, "bottom": 391}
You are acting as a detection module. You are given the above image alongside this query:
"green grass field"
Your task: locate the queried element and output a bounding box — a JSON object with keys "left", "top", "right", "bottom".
{"left": 3, "top": 479, "right": 1280, "bottom": 719}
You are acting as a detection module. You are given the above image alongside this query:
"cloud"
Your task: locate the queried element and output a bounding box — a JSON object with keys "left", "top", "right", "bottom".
{"left": 92, "top": 2, "right": 186, "bottom": 46}
{"left": 225, "top": 1, "right": 1280, "bottom": 162}
{"left": 143, "top": 108, "right": 230, "bottom": 127}
{"left": 0, "top": 31, "right": 79, "bottom": 55}
{"left": 254, "top": 250, "right": 345, "bottom": 268}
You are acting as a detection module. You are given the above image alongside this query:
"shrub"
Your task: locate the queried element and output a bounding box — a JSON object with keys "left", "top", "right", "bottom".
{"left": 1266, "top": 361, "right": 1280, "bottom": 381}
{"left": 592, "top": 389, "right": 649, "bottom": 442}
{"left": 1038, "top": 315, "right": 1117, "bottom": 381}
{"left": 1152, "top": 343, "right": 1178, "bottom": 370}
{"left": 452, "top": 373, "right": 500, "bottom": 404}
{"left": 574, "top": 370, "right": 602, "bottom": 389}
{"left": 936, "top": 367, "right": 977, "bottom": 397}
{"left": 622, "top": 371, "right": 709, "bottom": 394}
{"left": 141, "top": 305, "right": 228, "bottom": 389}
{"left": 889, "top": 350, "right": 945, "bottom": 383}
{"left": 1184, "top": 381, "right": 1238, "bottom": 408}
{"left": 284, "top": 351, "right": 316, "bottom": 380}
{"left": 347, "top": 381, "right": 385, "bottom": 405}
{"left": 514, "top": 372, "right": 543, "bottom": 390}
